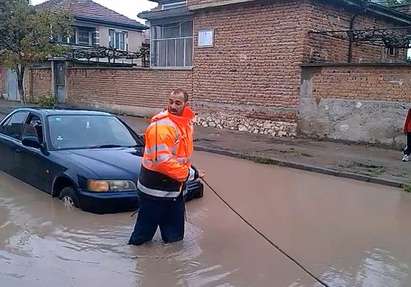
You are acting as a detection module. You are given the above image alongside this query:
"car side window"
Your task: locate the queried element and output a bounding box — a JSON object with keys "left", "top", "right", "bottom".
{"left": 23, "top": 114, "right": 43, "bottom": 143}
{"left": 0, "top": 111, "right": 29, "bottom": 140}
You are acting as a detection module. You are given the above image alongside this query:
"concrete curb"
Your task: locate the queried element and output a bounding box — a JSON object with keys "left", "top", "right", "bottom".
{"left": 195, "top": 146, "right": 406, "bottom": 189}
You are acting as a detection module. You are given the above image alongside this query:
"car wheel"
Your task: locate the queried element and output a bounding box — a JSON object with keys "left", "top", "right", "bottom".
{"left": 59, "top": 187, "right": 80, "bottom": 209}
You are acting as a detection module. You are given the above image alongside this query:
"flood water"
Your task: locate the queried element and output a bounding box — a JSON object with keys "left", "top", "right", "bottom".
{"left": 1, "top": 151, "right": 410, "bottom": 287}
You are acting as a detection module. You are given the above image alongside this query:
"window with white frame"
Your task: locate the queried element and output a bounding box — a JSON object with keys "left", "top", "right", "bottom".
{"left": 162, "top": 1, "right": 186, "bottom": 10}
{"left": 109, "top": 29, "right": 128, "bottom": 51}
{"left": 78, "top": 27, "right": 92, "bottom": 46}
{"left": 58, "top": 27, "right": 97, "bottom": 46}
{"left": 151, "top": 21, "right": 193, "bottom": 68}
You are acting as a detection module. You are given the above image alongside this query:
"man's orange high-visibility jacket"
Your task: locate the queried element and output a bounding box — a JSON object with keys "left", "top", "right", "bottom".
{"left": 137, "top": 107, "right": 198, "bottom": 199}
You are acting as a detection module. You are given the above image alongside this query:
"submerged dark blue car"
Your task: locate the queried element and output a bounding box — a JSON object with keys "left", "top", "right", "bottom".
{"left": 0, "top": 108, "right": 203, "bottom": 213}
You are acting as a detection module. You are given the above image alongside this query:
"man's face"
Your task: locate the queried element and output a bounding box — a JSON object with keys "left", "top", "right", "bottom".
{"left": 168, "top": 92, "right": 187, "bottom": 116}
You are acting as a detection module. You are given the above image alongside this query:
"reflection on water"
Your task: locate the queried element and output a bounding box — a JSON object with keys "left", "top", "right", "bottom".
{"left": 2, "top": 150, "right": 411, "bottom": 287}
{"left": 320, "top": 248, "right": 409, "bottom": 287}
{"left": 0, "top": 170, "right": 315, "bottom": 287}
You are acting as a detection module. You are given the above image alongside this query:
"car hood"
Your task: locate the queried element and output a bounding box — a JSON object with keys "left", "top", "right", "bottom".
{"left": 59, "top": 147, "right": 143, "bottom": 180}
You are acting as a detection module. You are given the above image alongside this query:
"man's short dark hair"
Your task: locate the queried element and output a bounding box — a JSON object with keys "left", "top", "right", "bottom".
{"left": 171, "top": 88, "right": 189, "bottom": 102}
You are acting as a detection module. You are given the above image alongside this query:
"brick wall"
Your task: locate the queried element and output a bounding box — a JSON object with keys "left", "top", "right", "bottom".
{"left": 26, "top": 68, "right": 52, "bottom": 102}
{"left": 299, "top": 64, "right": 411, "bottom": 145}
{"left": 192, "top": 0, "right": 312, "bottom": 136}
{"left": 66, "top": 67, "right": 193, "bottom": 116}
{"left": 189, "top": 0, "right": 408, "bottom": 136}
{"left": 305, "top": 0, "right": 407, "bottom": 64}
{"left": 17, "top": 0, "right": 409, "bottom": 143}
{"left": 309, "top": 65, "right": 410, "bottom": 102}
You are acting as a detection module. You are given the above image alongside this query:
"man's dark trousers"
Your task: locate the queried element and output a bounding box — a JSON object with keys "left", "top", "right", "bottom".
{"left": 128, "top": 192, "right": 185, "bottom": 245}
{"left": 405, "top": 133, "right": 411, "bottom": 156}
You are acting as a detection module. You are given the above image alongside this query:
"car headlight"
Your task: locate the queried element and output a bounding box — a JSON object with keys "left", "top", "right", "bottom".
{"left": 109, "top": 180, "right": 137, "bottom": 191}
{"left": 87, "top": 180, "right": 137, "bottom": 192}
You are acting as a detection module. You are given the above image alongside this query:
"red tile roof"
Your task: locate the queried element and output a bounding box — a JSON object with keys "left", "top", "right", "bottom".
{"left": 36, "top": 0, "right": 146, "bottom": 30}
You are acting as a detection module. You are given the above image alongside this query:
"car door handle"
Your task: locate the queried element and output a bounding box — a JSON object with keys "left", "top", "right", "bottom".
{"left": 14, "top": 148, "right": 23, "bottom": 154}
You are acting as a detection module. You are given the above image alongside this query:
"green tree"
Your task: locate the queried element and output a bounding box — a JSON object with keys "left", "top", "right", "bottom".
{"left": 0, "top": 0, "right": 73, "bottom": 103}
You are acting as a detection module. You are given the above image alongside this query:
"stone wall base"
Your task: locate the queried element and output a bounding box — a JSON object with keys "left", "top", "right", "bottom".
{"left": 195, "top": 112, "right": 297, "bottom": 137}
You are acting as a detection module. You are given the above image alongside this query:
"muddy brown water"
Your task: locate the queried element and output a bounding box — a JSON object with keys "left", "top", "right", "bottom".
{"left": 0, "top": 151, "right": 410, "bottom": 287}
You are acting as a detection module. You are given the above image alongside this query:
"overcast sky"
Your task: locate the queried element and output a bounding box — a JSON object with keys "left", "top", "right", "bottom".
{"left": 31, "top": 0, "right": 157, "bottom": 23}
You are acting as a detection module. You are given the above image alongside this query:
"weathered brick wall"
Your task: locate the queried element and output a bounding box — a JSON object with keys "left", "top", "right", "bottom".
{"left": 26, "top": 68, "right": 52, "bottom": 102}
{"left": 192, "top": 0, "right": 311, "bottom": 136}
{"left": 309, "top": 65, "right": 410, "bottom": 102}
{"left": 66, "top": 67, "right": 193, "bottom": 116}
{"left": 306, "top": 0, "right": 407, "bottom": 64}
{"left": 21, "top": 0, "right": 409, "bottom": 143}
{"left": 190, "top": 0, "right": 407, "bottom": 137}
{"left": 299, "top": 64, "right": 411, "bottom": 146}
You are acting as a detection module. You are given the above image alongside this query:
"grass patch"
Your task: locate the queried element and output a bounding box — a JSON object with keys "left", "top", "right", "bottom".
{"left": 338, "top": 161, "right": 386, "bottom": 177}
{"left": 238, "top": 154, "right": 275, "bottom": 165}
{"left": 404, "top": 184, "right": 411, "bottom": 193}
{"left": 249, "top": 157, "right": 276, "bottom": 165}
{"left": 278, "top": 148, "right": 314, "bottom": 158}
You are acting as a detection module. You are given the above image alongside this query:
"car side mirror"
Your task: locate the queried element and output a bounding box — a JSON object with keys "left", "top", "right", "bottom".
{"left": 22, "top": 136, "right": 42, "bottom": 149}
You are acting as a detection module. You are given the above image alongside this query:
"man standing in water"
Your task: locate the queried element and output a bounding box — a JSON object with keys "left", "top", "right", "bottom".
{"left": 129, "top": 88, "right": 204, "bottom": 245}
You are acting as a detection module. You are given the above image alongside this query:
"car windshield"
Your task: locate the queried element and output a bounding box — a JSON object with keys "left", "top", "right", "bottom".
{"left": 48, "top": 115, "right": 138, "bottom": 150}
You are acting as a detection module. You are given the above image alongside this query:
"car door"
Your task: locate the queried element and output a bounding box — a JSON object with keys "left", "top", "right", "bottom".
{"left": 0, "top": 111, "right": 29, "bottom": 176}
{"left": 17, "top": 113, "right": 56, "bottom": 192}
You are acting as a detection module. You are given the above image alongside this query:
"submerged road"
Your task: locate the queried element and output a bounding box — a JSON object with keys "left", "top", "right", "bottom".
{"left": 0, "top": 151, "right": 410, "bottom": 287}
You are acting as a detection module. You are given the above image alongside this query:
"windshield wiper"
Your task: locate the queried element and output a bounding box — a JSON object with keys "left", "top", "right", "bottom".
{"left": 89, "top": 144, "right": 124, "bottom": 149}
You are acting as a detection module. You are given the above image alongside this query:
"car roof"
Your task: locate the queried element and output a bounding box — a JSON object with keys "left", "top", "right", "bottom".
{"left": 10, "top": 108, "right": 113, "bottom": 117}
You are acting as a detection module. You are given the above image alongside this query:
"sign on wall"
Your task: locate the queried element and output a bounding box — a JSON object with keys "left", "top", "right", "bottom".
{"left": 198, "top": 29, "right": 214, "bottom": 47}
